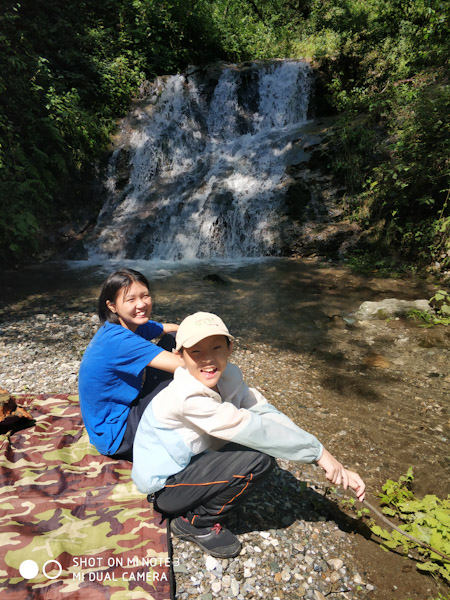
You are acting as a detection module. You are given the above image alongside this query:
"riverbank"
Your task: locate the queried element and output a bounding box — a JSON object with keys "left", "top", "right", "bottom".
{"left": 1, "top": 295, "right": 448, "bottom": 599}
{"left": 1, "top": 257, "right": 449, "bottom": 599}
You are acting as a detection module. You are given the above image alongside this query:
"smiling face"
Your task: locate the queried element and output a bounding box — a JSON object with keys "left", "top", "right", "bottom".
{"left": 106, "top": 280, "right": 152, "bottom": 332}
{"left": 179, "top": 334, "right": 233, "bottom": 391}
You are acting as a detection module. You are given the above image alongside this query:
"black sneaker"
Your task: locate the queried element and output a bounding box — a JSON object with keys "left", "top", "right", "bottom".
{"left": 170, "top": 517, "right": 241, "bottom": 559}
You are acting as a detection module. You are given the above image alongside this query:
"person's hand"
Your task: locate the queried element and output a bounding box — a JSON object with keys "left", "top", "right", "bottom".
{"left": 317, "top": 448, "right": 348, "bottom": 486}
{"left": 347, "top": 469, "right": 366, "bottom": 502}
{"left": 317, "top": 448, "right": 365, "bottom": 501}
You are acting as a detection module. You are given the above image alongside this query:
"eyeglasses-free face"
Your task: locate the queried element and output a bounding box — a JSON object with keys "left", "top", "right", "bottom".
{"left": 106, "top": 281, "right": 152, "bottom": 332}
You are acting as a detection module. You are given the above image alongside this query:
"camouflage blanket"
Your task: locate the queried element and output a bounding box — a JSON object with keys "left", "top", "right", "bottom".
{"left": 0, "top": 394, "right": 173, "bottom": 600}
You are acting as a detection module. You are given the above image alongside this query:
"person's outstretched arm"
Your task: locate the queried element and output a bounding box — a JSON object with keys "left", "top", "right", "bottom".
{"left": 148, "top": 349, "right": 183, "bottom": 372}
{"left": 317, "top": 447, "right": 366, "bottom": 501}
{"left": 162, "top": 322, "right": 179, "bottom": 334}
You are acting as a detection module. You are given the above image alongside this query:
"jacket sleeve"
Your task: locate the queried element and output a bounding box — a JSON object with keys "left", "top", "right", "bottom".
{"left": 181, "top": 392, "right": 323, "bottom": 464}
{"left": 242, "top": 401, "right": 323, "bottom": 463}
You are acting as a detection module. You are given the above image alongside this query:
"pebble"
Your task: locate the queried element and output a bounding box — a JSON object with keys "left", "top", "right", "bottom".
{"left": 328, "top": 558, "right": 344, "bottom": 571}
{"left": 230, "top": 578, "right": 239, "bottom": 596}
{"left": 205, "top": 556, "right": 219, "bottom": 571}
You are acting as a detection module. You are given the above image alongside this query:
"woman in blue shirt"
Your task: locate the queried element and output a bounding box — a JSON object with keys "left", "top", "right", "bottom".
{"left": 78, "top": 268, "right": 181, "bottom": 459}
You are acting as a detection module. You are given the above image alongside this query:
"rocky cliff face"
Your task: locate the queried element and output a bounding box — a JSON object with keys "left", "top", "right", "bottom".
{"left": 273, "top": 118, "right": 362, "bottom": 259}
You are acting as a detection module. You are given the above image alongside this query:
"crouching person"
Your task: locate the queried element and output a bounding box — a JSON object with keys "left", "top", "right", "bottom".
{"left": 132, "top": 312, "right": 365, "bottom": 559}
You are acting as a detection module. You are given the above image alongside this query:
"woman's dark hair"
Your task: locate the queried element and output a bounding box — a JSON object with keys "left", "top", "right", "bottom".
{"left": 98, "top": 268, "right": 150, "bottom": 325}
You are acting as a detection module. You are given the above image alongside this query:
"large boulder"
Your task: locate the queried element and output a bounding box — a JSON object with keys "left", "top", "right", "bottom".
{"left": 352, "top": 298, "right": 434, "bottom": 320}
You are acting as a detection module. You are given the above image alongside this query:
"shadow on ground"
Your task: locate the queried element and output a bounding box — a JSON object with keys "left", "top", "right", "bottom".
{"left": 230, "top": 465, "right": 373, "bottom": 542}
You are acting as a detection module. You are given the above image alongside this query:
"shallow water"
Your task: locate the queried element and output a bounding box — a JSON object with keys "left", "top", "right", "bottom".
{"left": 0, "top": 256, "right": 436, "bottom": 349}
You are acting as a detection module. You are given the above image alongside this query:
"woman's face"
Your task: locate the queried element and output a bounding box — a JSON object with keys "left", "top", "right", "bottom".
{"left": 106, "top": 280, "right": 152, "bottom": 332}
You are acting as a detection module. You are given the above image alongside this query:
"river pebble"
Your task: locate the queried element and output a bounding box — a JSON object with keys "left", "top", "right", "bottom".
{"left": 0, "top": 309, "right": 378, "bottom": 599}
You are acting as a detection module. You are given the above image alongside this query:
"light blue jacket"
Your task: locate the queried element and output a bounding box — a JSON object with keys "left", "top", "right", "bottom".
{"left": 132, "top": 363, "right": 323, "bottom": 494}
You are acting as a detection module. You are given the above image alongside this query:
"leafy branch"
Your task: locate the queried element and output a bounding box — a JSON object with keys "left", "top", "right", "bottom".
{"left": 346, "top": 468, "right": 450, "bottom": 583}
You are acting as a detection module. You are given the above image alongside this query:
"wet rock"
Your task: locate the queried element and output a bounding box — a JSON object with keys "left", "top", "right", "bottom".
{"left": 326, "top": 315, "right": 347, "bottom": 329}
{"left": 284, "top": 179, "right": 312, "bottom": 220}
{"left": 63, "top": 240, "right": 89, "bottom": 260}
{"left": 353, "top": 298, "right": 433, "bottom": 320}
{"left": 203, "top": 274, "right": 232, "bottom": 286}
{"left": 114, "top": 148, "right": 132, "bottom": 191}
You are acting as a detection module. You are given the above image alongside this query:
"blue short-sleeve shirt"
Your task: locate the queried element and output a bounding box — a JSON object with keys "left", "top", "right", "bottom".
{"left": 78, "top": 320, "right": 164, "bottom": 455}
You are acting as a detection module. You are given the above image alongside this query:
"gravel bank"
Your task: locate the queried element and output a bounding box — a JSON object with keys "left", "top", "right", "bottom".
{"left": 0, "top": 309, "right": 376, "bottom": 600}
{"left": 171, "top": 456, "right": 374, "bottom": 600}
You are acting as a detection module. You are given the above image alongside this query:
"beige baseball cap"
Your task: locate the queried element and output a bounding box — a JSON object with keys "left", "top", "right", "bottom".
{"left": 175, "top": 312, "right": 234, "bottom": 351}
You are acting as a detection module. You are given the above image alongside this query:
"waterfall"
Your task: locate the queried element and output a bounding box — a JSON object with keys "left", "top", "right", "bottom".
{"left": 89, "top": 60, "right": 314, "bottom": 261}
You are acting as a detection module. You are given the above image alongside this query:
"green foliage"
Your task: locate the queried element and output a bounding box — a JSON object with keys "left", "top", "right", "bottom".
{"left": 341, "top": 495, "right": 370, "bottom": 519}
{"left": 370, "top": 468, "right": 450, "bottom": 583}
{"left": 210, "top": 0, "right": 300, "bottom": 60}
{"left": 0, "top": 0, "right": 448, "bottom": 270}
{"left": 362, "top": 81, "right": 450, "bottom": 268}
{"left": 0, "top": 0, "right": 225, "bottom": 263}
{"left": 296, "top": 0, "right": 449, "bottom": 108}
{"left": 344, "top": 250, "right": 409, "bottom": 278}
{"left": 407, "top": 289, "right": 450, "bottom": 326}
{"left": 407, "top": 309, "right": 450, "bottom": 327}
{"left": 294, "top": 0, "right": 450, "bottom": 272}
{"left": 431, "top": 290, "right": 450, "bottom": 317}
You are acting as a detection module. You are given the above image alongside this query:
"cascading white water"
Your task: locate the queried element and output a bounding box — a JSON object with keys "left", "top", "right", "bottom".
{"left": 90, "top": 60, "right": 314, "bottom": 261}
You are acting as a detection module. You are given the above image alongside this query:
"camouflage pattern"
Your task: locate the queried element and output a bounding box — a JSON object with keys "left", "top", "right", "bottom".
{"left": 0, "top": 394, "right": 172, "bottom": 599}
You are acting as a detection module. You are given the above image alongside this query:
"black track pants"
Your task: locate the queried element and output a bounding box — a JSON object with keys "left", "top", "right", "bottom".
{"left": 154, "top": 444, "right": 276, "bottom": 528}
